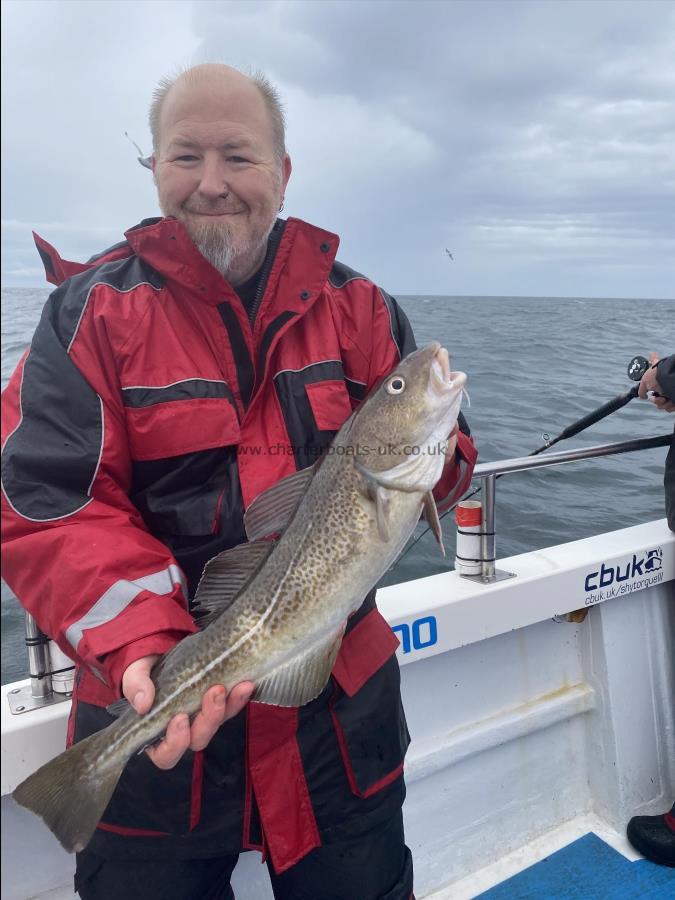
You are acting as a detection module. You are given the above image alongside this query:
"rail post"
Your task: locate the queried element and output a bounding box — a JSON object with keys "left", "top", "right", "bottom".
{"left": 25, "top": 613, "right": 52, "bottom": 699}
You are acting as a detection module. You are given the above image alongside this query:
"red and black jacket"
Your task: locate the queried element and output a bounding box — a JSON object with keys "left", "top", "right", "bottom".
{"left": 1, "top": 216, "right": 476, "bottom": 869}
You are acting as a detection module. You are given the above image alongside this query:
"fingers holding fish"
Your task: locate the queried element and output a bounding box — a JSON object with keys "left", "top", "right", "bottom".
{"left": 146, "top": 713, "right": 192, "bottom": 769}
{"left": 145, "top": 682, "right": 256, "bottom": 767}
{"left": 188, "top": 682, "right": 255, "bottom": 753}
{"left": 122, "top": 654, "right": 161, "bottom": 715}
{"left": 123, "top": 653, "right": 255, "bottom": 767}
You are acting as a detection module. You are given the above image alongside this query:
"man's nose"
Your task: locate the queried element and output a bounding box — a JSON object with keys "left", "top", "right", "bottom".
{"left": 196, "top": 157, "right": 228, "bottom": 199}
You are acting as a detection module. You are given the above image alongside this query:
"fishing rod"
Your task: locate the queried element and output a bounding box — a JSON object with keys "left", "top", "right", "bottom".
{"left": 396, "top": 355, "right": 654, "bottom": 564}
{"left": 529, "top": 355, "right": 650, "bottom": 455}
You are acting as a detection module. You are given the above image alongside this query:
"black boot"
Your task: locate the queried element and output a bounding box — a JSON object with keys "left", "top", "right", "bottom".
{"left": 626, "top": 803, "right": 675, "bottom": 867}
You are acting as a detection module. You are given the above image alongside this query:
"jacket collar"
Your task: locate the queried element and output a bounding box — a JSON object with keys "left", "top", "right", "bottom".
{"left": 124, "top": 216, "right": 340, "bottom": 316}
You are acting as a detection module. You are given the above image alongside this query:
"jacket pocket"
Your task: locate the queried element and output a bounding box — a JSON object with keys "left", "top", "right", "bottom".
{"left": 74, "top": 700, "right": 204, "bottom": 836}
{"left": 124, "top": 393, "right": 241, "bottom": 462}
{"left": 273, "top": 363, "right": 352, "bottom": 470}
{"left": 304, "top": 379, "right": 353, "bottom": 431}
{"left": 329, "top": 609, "right": 410, "bottom": 798}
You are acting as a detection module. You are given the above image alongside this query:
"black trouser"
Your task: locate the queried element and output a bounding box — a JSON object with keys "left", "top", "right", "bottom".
{"left": 75, "top": 809, "right": 414, "bottom": 900}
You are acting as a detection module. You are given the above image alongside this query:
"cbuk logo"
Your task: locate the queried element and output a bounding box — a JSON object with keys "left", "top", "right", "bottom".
{"left": 392, "top": 615, "right": 438, "bottom": 654}
{"left": 584, "top": 548, "right": 663, "bottom": 592}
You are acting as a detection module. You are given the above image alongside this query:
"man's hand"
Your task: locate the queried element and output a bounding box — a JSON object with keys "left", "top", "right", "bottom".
{"left": 639, "top": 352, "right": 675, "bottom": 411}
{"left": 122, "top": 656, "right": 255, "bottom": 770}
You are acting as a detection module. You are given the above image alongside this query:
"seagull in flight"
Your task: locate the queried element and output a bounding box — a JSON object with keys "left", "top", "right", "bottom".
{"left": 445, "top": 249, "right": 454, "bottom": 261}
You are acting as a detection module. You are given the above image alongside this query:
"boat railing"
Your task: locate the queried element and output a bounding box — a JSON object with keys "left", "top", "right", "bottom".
{"left": 468, "top": 433, "right": 671, "bottom": 583}
{"left": 8, "top": 433, "right": 672, "bottom": 714}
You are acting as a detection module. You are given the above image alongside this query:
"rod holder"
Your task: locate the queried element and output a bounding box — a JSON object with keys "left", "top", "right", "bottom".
{"left": 24, "top": 613, "right": 52, "bottom": 699}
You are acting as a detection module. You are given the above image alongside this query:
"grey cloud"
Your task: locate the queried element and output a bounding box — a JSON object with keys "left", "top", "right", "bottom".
{"left": 1, "top": 0, "right": 674, "bottom": 297}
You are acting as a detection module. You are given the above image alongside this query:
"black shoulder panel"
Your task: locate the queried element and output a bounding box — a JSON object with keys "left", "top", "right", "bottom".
{"left": 1, "top": 256, "right": 162, "bottom": 521}
{"left": 378, "top": 288, "right": 417, "bottom": 360}
{"left": 328, "top": 260, "right": 368, "bottom": 289}
{"left": 1, "top": 304, "right": 103, "bottom": 520}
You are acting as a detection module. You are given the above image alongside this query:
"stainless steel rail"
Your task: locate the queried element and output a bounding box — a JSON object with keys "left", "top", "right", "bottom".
{"left": 465, "top": 434, "right": 672, "bottom": 583}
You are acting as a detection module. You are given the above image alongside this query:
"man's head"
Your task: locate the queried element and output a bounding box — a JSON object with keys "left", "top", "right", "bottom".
{"left": 150, "top": 64, "right": 292, "bottom": 285}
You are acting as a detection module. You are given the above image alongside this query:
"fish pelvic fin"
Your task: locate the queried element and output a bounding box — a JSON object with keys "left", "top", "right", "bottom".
{"left": 13, "top": 726, "right": 126, "bottom": 854}
{"left": 253, "top": 623, "right": 346, "bottom": 707}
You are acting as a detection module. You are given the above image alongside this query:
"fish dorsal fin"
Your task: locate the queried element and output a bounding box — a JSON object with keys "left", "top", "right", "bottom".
{"left": 191, "top": 540, "right": 277, "bottom": 629}
{"left": 253, "top": 623, "right": 346, "bottom": 707}
{"left": 244, "top": 465, "right": 316, "bottom": 542}
{"left": 423, "top": 491, "right": 445, "bottom": 556}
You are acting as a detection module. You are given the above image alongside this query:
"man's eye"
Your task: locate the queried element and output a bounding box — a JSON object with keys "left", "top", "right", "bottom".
{"left": 228, "top": 156, "right": 249, "bottom": 164}
{"left": 175, "top": 155, "right": 198, "bottom": 162}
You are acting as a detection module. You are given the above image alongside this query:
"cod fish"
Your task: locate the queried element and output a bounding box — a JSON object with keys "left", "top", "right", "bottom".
{"left": 13, "top": 342, "right": 467, "bottom": 853}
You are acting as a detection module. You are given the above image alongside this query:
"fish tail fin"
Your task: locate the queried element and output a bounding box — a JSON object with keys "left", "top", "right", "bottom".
{"left": 13, "top": 726, "right": 127, "bottom": 853}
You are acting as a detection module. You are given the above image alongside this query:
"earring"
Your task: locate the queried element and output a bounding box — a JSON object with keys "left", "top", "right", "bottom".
{"left": 279, "top": 199, "right": 285, "bottom": 212}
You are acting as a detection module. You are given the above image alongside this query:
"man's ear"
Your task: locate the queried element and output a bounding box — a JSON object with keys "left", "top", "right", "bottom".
{"left": 281, "top": 154, "right": 292, "bottom": 192}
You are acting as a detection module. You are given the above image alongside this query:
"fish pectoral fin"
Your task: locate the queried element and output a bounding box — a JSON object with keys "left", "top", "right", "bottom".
{"left": 244, "top": 464, "right": 317, "bottom": 542}
{"left": 252, "top": 624, "right": 347, "bottom": 707}
{"left": 192, "top": 540, "right": 278, "bottom": 629}
{"left": 423, "top": 491, "right": 445, "bottom": 556}
{"left": 374, "top": 485, "right": 391, "bottom": 542}
{"left": 354, "top": 461, "right": 392, "bottom": 542}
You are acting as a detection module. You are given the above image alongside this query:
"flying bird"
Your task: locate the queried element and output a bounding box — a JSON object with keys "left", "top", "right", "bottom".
{"left": 445, "top": 249, "right": 454, "bottom": 261}
{"left": 124, "top": 131, "right": 153, "bottom": 169}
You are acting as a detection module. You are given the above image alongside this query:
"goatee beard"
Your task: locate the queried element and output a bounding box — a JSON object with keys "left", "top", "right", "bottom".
{"left": 184, "top": 218, "right": 275, "bottom": 285}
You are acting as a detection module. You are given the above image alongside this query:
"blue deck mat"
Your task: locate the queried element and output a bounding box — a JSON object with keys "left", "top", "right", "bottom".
{"left": 475, "top": 832, "right": 673, "bottom": 899}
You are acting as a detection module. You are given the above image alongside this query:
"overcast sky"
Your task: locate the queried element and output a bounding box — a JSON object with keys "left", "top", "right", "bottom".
{"left": 2, "top": 0, "right": 674, "bottom": 298}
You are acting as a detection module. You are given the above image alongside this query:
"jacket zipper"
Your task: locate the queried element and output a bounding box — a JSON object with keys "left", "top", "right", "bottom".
{"left": 247, "top": 220, "right": 284, "bottom": 327}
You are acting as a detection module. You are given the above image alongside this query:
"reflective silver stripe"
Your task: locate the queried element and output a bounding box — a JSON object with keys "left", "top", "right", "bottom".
{"left": 66, "top": 564, "right": 187, "bottom": 651}
{"left": 273, "top": 359, "right": 343, "bottom": 379}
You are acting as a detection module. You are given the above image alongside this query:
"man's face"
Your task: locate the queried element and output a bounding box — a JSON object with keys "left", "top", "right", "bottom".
{"left": 153, "top": 74, "right": 291, "bottom": 284}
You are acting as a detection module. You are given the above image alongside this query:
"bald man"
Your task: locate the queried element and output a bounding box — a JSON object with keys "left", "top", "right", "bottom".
{"left": 1, "top": 64, "right": 476, "bottom": 899}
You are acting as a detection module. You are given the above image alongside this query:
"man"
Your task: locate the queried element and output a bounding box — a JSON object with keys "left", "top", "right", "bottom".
{"left": 1, "top": 64, "right": 476, "bottom": 899}
{"left": 637, "top": 352, "right": 674, "bottom": 530}
{"left": 624, "top": 352, "right": 675, "bottom": 869}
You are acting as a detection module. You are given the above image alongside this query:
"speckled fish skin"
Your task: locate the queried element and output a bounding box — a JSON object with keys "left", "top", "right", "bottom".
{"left": 13, "top": 341, "right": 467, "bottom": 854}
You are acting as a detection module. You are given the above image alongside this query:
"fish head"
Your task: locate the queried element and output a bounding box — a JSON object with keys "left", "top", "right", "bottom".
{"left": 348, "top": 342, "right": 467, "bottom": 493}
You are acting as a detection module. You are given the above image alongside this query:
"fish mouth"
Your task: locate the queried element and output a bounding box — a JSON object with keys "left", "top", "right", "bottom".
{"left": 431, "top": 346, "right": 467, "bottom": 392}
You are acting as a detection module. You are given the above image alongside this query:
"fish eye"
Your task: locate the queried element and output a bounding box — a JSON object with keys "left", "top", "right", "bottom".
{"left": 386, "top": 376, "right": 406, "bottom": 395}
